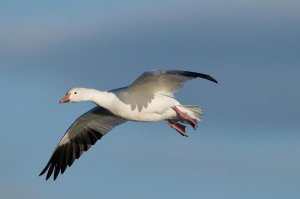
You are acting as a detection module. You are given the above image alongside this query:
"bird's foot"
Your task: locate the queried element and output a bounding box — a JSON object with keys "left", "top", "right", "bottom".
{"left": 167, "top": 120, "right": 188, "bottom": 137}
{"left": 172, "top": 106, "right": 198, "bottom": 130}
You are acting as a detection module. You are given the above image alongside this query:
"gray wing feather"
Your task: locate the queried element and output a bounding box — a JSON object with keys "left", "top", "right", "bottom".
{"left": 115, "top": 70, "right": 218, "bottom": 111}
{"left": 39, "top": 106, "right": 126, "bottom": 180}
{"left": 128, "top": 70, "right": 218, "bottom": 96}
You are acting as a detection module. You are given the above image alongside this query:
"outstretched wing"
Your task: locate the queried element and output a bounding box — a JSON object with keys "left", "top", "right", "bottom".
{"left": 127, "top": 70, "right": 218, "bottom": 96}
{"left": 115, "top": 70, "right": 218, "bottom": 111}
{"left": 39, "top": 106, "right": 126, "bottom": 180}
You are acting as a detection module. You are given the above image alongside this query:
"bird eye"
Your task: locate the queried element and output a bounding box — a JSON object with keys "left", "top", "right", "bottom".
{"left": 74, "top": 92, "right": 77, "bottom": 94}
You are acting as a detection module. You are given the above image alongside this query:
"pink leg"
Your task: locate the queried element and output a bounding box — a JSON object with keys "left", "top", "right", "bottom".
{"left": 167, "top": 120, "right": 188, "bottom": 137}
{"left": 172, "top": 106, "right": 198, "bottom": 130}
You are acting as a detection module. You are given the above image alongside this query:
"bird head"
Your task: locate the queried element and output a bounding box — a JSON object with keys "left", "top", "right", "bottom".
{"left": 59, "top": 88, "right": 90, "bottom": 103}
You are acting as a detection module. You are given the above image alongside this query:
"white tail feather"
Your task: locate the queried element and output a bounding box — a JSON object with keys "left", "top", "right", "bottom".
{"left": 177, "top": 105, "right": 203, "bottom": 122}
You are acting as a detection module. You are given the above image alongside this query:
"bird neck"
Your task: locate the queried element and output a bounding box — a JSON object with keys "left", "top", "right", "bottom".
{"left": 88, "top": 89, "right": 113, "bottom": 110}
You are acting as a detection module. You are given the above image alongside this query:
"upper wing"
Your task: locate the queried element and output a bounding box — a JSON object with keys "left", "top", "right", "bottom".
{"left": 115, "top": 70, "right": 218, "bottom": 111}
{"left": 127, "top": 70, "right": 218, "bottom": 97}
{"left": 39, "top": 106, "right": 126, "bottom": 180}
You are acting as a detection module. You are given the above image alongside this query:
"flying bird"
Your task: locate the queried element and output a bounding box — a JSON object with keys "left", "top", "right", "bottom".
{"left": 39, "top": 70, "right": 218, "bottom": 180}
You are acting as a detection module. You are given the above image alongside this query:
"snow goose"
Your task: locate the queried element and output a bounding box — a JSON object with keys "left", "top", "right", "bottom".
{"left": 39, "top": 70, "right": 218, "bottom": 180}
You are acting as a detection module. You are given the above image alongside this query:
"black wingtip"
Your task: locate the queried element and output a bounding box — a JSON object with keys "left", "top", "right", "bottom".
{"left": 39, "top": 162, "right": 50, "bottom": 177}
{"left": 205, "top": 75, "right": 218, "bottom": 84}
{"left": 178, "top": 70, "right": 218, "bottom": 84}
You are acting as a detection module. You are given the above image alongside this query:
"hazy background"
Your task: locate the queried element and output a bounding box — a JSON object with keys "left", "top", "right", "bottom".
{"left": 1, "top": 0, "right": 299, "bottom": 198}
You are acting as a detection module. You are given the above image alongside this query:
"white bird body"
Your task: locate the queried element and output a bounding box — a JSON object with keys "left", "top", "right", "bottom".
{"left": 40, "top": 70, "right": 218, "bottom": 180}
{"left": 79, "top": 87, "right": 199, "bottom": 122}
{"left": 97, "top": 90, "right": 180, "bottom": 122}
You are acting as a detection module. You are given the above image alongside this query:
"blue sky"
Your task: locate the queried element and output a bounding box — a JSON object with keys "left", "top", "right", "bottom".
{"left": 0, "top": 0, "right": 300, "bottom": 198}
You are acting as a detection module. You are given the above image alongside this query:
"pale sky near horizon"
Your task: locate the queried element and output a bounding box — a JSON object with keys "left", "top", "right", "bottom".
{"left": 0, "top": 1, "right": 300, "bottom": 199}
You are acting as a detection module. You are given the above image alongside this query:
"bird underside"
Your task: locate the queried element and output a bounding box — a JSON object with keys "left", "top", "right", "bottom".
{"left": 167, "top": 106, "right": 198, "bottom": 137}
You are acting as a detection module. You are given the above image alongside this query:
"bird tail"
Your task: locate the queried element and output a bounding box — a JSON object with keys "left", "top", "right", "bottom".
{"left": 176, "top": 105, "right": 203, "bottom": 122}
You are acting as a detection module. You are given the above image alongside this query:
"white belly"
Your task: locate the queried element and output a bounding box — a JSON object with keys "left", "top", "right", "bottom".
{"left": 109, "top": 94, "right": 180, "bottom": 122}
